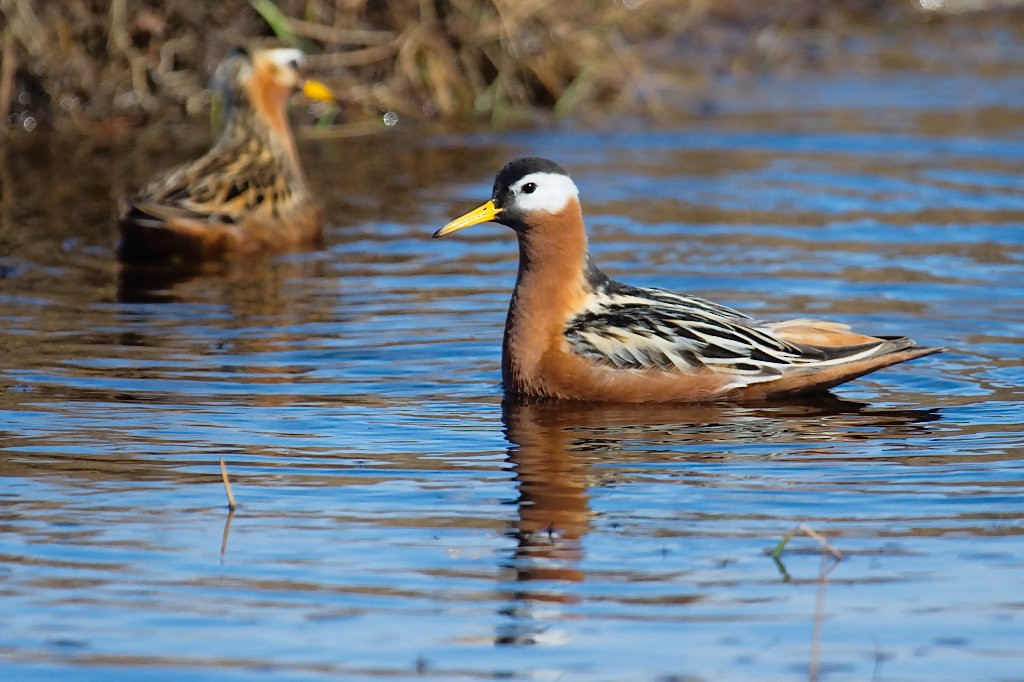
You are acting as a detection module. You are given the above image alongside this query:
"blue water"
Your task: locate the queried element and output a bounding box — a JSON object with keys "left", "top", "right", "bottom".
{"left": 1, "top": 56, "right": 1023, "bottom": 681}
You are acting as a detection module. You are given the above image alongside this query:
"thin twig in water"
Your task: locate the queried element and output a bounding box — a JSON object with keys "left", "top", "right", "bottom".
{"left": 771, "top": 522, "right": 843, "bottom": 563}
{"left": 769, "top": 523, "right": 843, "bottom": 682}
{"left": 798, "top": 523, "right": 843, "bottom": 562}
{"left": 809, "top": 551, "right": 837, "bottom": 682}
{"left": 220, "top": 457, "right": 237, "bottom": 510}
{"left": 220, "top": 507, "right": 235, "bottom": 560}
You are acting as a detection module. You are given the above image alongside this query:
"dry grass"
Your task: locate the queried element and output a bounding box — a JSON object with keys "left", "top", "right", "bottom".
{"left": 290, "top": 0, "right": 713, "bottom": 121}
{"left": 1, "top": 0, "right": 1018, "bottom": 132}
{"left": 0, "top": 0, "right": 709, "bottom": 129}
{"left": 0, "top": 0, "right": 260, "bottom": 128}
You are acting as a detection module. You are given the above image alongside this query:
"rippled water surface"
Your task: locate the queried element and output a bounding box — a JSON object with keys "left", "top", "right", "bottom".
{"left": 2, "top": 42, "right": 1024, "bottom": 681}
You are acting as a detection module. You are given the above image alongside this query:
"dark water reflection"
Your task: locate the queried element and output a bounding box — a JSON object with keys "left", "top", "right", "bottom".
{"left": 497, "top": 397, "right": 943, "bottom": 640}
{"left": 3, "top": 40, "right": 1024, "bottom": 681}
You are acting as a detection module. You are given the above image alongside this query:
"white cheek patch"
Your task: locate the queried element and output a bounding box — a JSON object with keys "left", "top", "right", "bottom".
{"left": 511, "top": 172, "right": 579, "bottom": 213}
{"left": 266, "top": 48, "right": 304, "bottom": 70}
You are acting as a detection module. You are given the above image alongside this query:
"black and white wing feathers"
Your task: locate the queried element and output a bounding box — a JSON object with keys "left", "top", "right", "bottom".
{"left": 565, "top": 280, "right": 885, "bottom": 387}
{"left": 123, "top": 135, "right": 295, "bottom": 229}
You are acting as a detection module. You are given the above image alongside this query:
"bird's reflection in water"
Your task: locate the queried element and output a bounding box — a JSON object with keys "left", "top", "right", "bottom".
{"left": 495, "top": 394, "right": 941, "bottom": 646}
{"left": 116, "top": 253, "right": 327, "bottom": 306}
{"left": 117, "top": 261, "right": 221, "bottom": 303}
{"left": 495, "top": 398, "right": 590, "bottom": 646}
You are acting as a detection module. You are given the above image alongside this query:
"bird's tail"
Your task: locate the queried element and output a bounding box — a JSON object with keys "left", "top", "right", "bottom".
{"left": 736, "top": 336, "right": 944, "bottom": 400}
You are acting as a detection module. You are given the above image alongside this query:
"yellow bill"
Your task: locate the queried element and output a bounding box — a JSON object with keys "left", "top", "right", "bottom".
{"left": 433, "top": 200, "right": 503, "bottom": 238}
{"left": 302, "top": 79, "right": 335, "bottom": 102}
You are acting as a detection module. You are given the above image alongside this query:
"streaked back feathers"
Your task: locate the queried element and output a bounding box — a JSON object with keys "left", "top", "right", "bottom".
{"left": 118, "top": 47, "right": 330, "bottom": 263}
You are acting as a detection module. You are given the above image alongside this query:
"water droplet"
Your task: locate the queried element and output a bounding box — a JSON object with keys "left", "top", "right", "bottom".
{"left": 22, "top": 116, "right": 37, "bottom": 132}
{"left": 382, "top": 111, "right": 399, "bottom": 127}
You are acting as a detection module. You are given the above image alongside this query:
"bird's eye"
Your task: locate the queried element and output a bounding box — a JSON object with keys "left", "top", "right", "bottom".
{"left": 287, "top": 59, "right": 299, "bottom": 71}
{"left": 521, "top": 182, "right": 537, "bottom": 194}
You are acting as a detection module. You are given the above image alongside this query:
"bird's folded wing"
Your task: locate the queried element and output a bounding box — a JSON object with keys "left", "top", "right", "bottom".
{"left": 565, "top": 284, "right": 891, "bottom": 385}
{"left": 121, "top": 149, "right": 292, "bottom": 228}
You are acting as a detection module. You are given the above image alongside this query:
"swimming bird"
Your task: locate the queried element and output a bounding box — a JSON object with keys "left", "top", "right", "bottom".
{"left": 433, "top": 157, "right": 942, "bottom": 403}
{"left": 118, "top": 47, "right": 335, "bottom": 263}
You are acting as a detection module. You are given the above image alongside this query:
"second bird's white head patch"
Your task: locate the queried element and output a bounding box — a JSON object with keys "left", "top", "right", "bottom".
{"left": 266, "top": 48, "right": 304, "bottom": 71}
{"left": 508, "top": 172, "right": 579, "bottom": 214}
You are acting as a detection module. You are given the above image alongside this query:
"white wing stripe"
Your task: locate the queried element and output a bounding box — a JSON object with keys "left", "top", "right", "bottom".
{"left": 565, "top": 282, "right": 888, "bottom": 384}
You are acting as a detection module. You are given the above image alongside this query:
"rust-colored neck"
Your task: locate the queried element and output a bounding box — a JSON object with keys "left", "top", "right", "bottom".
{"left": 216, "top": 78, "right": 306, "bottom": 190}
{"left": 502, "top": 197, "right": 591, "bottom": 393}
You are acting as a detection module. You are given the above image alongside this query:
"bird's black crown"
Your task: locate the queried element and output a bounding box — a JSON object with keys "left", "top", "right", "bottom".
{"left": 492, "top": 157, "right": 568, "bottom": 201}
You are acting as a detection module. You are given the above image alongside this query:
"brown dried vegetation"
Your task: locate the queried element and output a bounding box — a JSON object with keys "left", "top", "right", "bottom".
{"left": 0, "top": 0, "right": 1016, "bottom": 132}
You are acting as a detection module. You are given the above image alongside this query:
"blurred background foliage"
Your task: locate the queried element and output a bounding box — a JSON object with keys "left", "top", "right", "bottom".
{"left": 1, "top": 0, "right": 1023, "bottom": 133}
